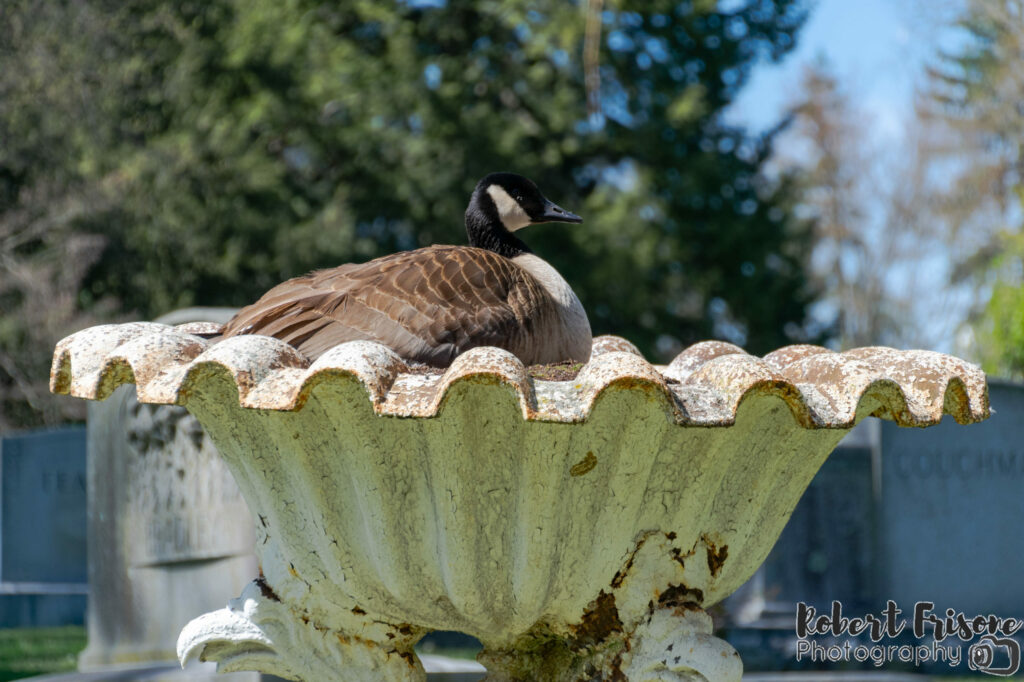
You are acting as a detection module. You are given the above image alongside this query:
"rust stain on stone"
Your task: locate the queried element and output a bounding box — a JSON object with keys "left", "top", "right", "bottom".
{"left": 611, "top": 530, "right": 661, "bottom": 589}
{"left": 254, "top": 576, "right": 280, "bottom": 602}
{"left": 610, "top": 554, "right": 635, "bottom": 590}
{"left": 235, "top": 369, "right": 257, "bottom": 393}
{"left": 703, "top": 534, "right": 729, "bottom": 577}
{"left": 570, "top": 591, "right": 623, "bottom": 649}
{"left": 351, "top": 606, "right": 367, "bottom": 615}
{"left": 657, "top": 583, "right": 704, "bottom": 610}
{"left": 570, "top": 451, "right": 597, "bottom": 477}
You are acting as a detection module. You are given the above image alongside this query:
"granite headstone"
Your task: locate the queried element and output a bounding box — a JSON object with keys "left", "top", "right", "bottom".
{"left": 0, "top": 427, "right": 88, "bottom": 627}
{"left": 725, "top": 380, "right": 1023, "bottom": 673}
{"left": 77, "top": 308, "right": 262, "bottom": 681}
{"left": 878, "top": 379, "right": 1024, "bottom": 616}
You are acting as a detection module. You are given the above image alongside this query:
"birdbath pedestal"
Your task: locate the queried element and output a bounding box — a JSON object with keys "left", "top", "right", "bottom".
{"left": 50, "top": 323, "right": 989, "bottom": 681}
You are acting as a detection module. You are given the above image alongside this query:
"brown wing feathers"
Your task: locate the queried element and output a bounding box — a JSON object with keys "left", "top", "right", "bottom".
{"left": 219, "top": 246, "right": 549, "bottom": 366}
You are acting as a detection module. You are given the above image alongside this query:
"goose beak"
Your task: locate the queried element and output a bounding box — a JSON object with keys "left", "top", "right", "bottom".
{"left": 540, "top": 199, "right": 583, "bottom": 224}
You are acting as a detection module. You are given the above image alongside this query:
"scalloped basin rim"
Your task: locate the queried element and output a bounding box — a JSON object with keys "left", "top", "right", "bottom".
{"left": 47, "top": 321, "right": 993, "bottom": 681}
{"left": 49, "top": 322, "right": 990, "bottom": 429}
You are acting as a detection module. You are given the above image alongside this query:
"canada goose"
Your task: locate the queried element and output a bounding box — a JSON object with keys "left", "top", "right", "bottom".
{"left": 219, "top": 173, "right": 592, "bottom": 367}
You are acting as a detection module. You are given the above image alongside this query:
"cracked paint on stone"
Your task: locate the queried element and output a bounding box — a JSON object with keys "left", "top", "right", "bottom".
{"left": 49, "top": 323, "right": 991, "bottom": 681}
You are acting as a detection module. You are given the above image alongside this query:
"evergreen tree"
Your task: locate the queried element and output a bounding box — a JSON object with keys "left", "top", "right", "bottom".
{"left": 2, "top": 0, "right": 819, "bottom": 425}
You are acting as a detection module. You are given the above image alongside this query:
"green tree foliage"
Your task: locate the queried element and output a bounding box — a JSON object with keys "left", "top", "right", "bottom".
{"left": 0, "top": 2, "right": 121, "bottom": 427}
{"left": 2, "top": 0, "right": 819, "bottom": 426}
{"left": 978, "top": 234, "right": 1024, "bottom": 376}
{"left": 925, "top": 0, "right": 1024, "bottom": 376}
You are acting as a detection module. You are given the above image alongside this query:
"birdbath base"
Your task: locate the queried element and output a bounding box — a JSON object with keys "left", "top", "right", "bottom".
{"left": 178, "top": 581, "right": 425, "bottom": 682}
{"left": 179, "top": 578, "right": 740, "bottom": 682}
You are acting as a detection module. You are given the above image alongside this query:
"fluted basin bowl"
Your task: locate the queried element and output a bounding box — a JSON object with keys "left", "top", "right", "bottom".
{"left": 50, "top": 323, "right": 989, "bottom": 681}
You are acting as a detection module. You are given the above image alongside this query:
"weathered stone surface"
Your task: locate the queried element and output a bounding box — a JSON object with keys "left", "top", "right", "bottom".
{"left": 76, "top": 310, "right": 259, "bottom": 678}
{"left": 49, "top": 323, "right": 990, "bottom": 681}
{"left": 50, "top": 324, "right": 989, "bottom": 428}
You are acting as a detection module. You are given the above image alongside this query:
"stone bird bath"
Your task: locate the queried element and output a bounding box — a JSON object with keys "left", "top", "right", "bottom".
{"left": 50, "top": 323, "right": 989, "bottom": 681}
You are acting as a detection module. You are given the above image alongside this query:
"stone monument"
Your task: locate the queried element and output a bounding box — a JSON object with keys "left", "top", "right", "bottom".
{"left": 77, "top": 308, "right": 261, "bottom": 680}
{"left": 0, "top": 427, "right": 87, "bottom": 628}
{"left": 878, "top": 379, "right": 1024, "bottom": 616}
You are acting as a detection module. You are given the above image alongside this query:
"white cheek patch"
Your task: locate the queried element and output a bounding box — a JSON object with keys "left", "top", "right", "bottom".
{"left": 487, "top": 184, "right": 531, "bottom": 231}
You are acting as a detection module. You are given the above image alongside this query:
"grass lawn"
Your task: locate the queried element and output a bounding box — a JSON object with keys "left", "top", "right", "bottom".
{"left": 0, "top": 627, "right": 86, "bottom": 682}
{"left": 0, "top": 627, "right": 1010, "bottom": 680}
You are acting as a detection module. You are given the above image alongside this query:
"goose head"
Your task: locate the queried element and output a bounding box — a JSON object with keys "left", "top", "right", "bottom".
{"left": 465, "top": 173, "right": 582, "bottom": 258}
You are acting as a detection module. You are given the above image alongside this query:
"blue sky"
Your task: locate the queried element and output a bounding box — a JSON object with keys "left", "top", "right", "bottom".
{"left": 724, "top": 0, "right": 973, "bottom": 353}
{"left": 725, "top": 0, "right": 949, "bottom": 141}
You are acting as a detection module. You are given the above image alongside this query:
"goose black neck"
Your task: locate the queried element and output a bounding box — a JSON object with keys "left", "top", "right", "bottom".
{"left": 465, "top": 196, "right": 532, "bottom": 259}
